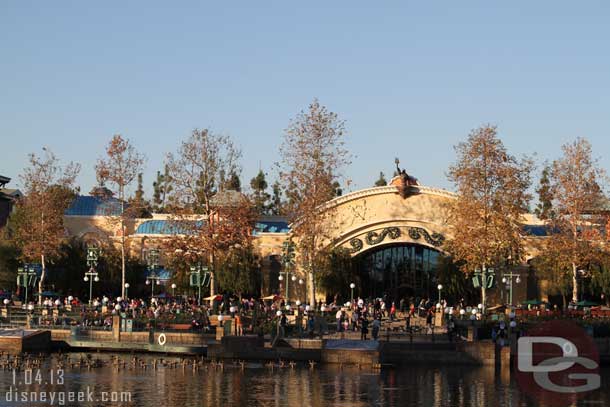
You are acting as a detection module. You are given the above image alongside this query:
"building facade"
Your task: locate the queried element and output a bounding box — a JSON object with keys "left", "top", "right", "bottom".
{"left": 60, "top": 174, "right": 548, "bottom": 306}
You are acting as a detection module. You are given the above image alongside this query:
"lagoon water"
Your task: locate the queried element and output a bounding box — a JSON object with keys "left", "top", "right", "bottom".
{"left": 0, "top": 354, "right": 608, "bottom": 406}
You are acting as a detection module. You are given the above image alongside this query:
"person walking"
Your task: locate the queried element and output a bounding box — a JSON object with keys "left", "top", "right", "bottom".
{"left": 426, "top": 308, "right": 434, "bottom": 334}
{"left": 372, "top": 317, "right": 381, "bottom": 340}
{"left": 336, "top": 309, "right": 343, "bottom": 333}
{"left": 360, "top": 316, "right": 369, "bottom": 340}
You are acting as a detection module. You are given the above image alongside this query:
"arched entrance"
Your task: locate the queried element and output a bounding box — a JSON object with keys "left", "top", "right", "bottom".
{"left": 353, "top": 243, "right": 442, "bottom": 302}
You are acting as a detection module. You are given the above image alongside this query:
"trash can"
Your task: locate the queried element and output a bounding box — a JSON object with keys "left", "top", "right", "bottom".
{"left": 223, "top": 320, "right": 233, "bottom": 336}
{"left": 70, "top": 326, "right": 80, "bottom": 339}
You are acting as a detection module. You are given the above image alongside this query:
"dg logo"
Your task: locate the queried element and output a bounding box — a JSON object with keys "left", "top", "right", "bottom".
{"left": 515, "top": 320, "right": 601, "bottom": 405}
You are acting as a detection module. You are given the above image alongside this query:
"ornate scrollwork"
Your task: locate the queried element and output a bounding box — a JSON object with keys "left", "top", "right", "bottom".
{"left": 365, "top": 227, "right": 401, "bottom": 245}
{"left": 346, "top": 238, "right": 363, "bottom": 254}
{"left": 408, "top": 227, "right": 445, "bottom": 247}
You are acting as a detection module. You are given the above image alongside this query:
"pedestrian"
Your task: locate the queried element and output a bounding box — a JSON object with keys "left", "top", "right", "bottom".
{"left": 361, "top": 316, "right": 369, "bottom": 340}
{"left": 280, "top": 313, "right": 287, "bottom": 338}
{"left": 336, "top": 309, "right": 343, "bottom": 332}
{"left": 372, "top": 317, "right": 381, "bottom": 340}
{"left": 426, "top": 309, "right": 434, "bottom": 334}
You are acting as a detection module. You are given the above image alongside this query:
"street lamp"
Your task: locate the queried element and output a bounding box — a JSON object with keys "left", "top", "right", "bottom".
{"left": 281, "top": 239, "right": 296, "bottom": 303}
{"left": 472, "top": 266, "right": 495, "bottom": 313}
{"left": 278, "top": 272, "right": 294, "bottom": 303}
{"left": 124, "top": 283, "right": 130, "bottom": 299}
{"left": 17, "top": 264, "right": 38, "bottom": 305}
{"left": 84, "top": 267, "right": 99, "bottom": 306}
{"left": 189, "top": 263, "right": 209, "bottom": 306}
{"left": 171, "top": 283, "right": 177, "bottom": 297}
{"left": 84, "top": 246, "right": 101, "bottom": 306}
{"left": 501, "top": 273, "right": 521, "bottom": 307}
{"left": 350, "top": 283, "right": 356, "bottom": 303}
{"left": 437, "top": 284, "right": 443, "bottom": 303}
{"left": 145, "top": 278, "right": 160, "bottom": 300}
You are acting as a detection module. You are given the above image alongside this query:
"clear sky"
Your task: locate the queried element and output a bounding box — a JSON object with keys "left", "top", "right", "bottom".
{"left": 1, "top": 1, "right": 609, "bottom": 196}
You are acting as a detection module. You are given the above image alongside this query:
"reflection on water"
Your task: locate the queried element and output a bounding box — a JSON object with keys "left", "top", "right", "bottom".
{"left": 0, "top": 353, "right": 607, "bottom": 406}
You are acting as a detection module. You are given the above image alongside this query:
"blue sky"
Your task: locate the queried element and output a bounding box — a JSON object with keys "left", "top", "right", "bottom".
{"left": 1, "top": 1, "right": 609, "bottom": 196}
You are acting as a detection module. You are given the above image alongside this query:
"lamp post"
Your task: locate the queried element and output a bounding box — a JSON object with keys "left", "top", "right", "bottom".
{"left": 83, "top": 271, "right": 100, "bottom": 306}
{"left": 84, "top": 246, "right": 101, "bottom": 306}
{"left": 171, "top": 283, "right": 177, "bottom": 297}
{"left": 472, "top": 266, "right": 495, "bottom": 313}
{"left": 281, "top": 240, "right": 296, "bottom": 304}
{"left": 501, "top": 273, "right": 521, "bottom": 307}
{"left": 189, "top": 263, "right": 208, "bottom": 306}
{"left": 17, "top": 264, "right": 37, "bottom": 305}
{"left": 145, "top": 278, "right": 159, "bottom": 300}
{"left": 298, "top": 278, "right": 304, "bottom": 303}
{"left": 437, "top": 284, "right": 443, "bottom": 304}
{"left": 349, "top": 283, "right": 355, "bottom": 303}
{"left": 124, "top": 283, "right": 130, "bottom": 299}
{"left": 146, "top": 248, "right": 162, "bottom": 302}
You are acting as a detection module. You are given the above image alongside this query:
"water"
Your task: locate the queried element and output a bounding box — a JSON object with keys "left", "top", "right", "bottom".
{"left": 0, "top": 354, "right": 608, "bottom": 406}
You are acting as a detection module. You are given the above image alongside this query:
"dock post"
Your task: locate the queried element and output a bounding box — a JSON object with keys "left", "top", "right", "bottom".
{"left": 112, "top": 315, "right": 121, "bottom": 342}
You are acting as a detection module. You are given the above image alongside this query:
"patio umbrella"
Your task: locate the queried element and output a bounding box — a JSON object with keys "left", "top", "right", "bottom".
{"left": 576, "top": 300, "right": 598, "bottom": 307}
{"left": 521, "top": 299, "right": 545, "bottom": 306}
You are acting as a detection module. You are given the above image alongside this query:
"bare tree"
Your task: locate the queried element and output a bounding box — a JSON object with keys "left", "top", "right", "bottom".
{"left": 96, "top": 135, "right": 145, "bottom": 297}
{"left": 547, "top": 137, "right": 606, "bottom": 303}
{"left": 11, "top": 148, "right": 80, "bottom": 304}
{"left": 446, "top": 125, "right": 533, "bottom": 310}
{"left": 164, "top": 129, "right": 246, "bottom": 295}
{"left": 277, "top": 99, "right": 351, "bottom": 306}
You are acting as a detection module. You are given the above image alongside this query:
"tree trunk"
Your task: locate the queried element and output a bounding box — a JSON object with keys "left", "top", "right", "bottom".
{"left": 38, "top": 254, "right": 46, "bottom": 306}
{"left": 209, "top": 251, "right": 215, "bottom": 296}
{"left": 307, "top": 262, "right": 315, "bottom": 307}
{"left": 480, "top": 265, "right": 487, "bottom": 313}
{"left": 571, "top": 263, "right": 579, "bottom": 303}
{"left": 121, "top": 222, "right": 126, "bottom": 298}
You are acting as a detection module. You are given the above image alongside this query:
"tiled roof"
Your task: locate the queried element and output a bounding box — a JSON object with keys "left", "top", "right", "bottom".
{"left": 65, "top": 195, "right": 125, "bottom": 216}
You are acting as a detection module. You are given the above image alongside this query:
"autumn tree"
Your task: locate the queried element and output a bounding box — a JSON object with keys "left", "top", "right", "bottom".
{"left": 96, "top": 134, "right": 145, "bottom": 297}
{"left": 277, "top": 99, "right": 351, "bottom": 305}
{"left": 9, "top": 148, "right": 80, "bottom": 304}
{"left": 164, "top": 129, "right": 253, "bottom": 295}
{"left": 446, "top": 125, "right": 533, "bottom": 310}
{"left": 374, "top": 172, "right": 387, "bottom": 187}
{"left": 546, "top": 138, "right": 606, "bottom": 303}
{"left": 250, "top": 170, "right": 270, "bottom": 215}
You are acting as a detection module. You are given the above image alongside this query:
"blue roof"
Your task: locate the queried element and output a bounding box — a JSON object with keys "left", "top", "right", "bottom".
{"left": 65, "top": 195, "right": 124, "bottom": 216}
{"left": 523, "top": 225, "right": 551, "bottom": 237}
{"left": 135, "top": 219, "right": 290, "bottom": 236}
{"left": 135, "top": 219, "right": 202, "bottom": 235}
{"left": 253, "top": 221, "right": 290, "bottom": 235}
{"left": 147, "top": 267, "right": 172, "bottom": 281}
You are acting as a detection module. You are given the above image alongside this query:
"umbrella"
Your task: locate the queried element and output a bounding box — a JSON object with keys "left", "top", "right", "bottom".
{"left": 521, "top": 299, "right": 545, "bottom": 306}
{"left": 203, "top": 295, "right": 223, "bottom": 301}
{"left": 262, "top": 294, "right": 283, "bottom": 301}
{"left": 576, "top": 300, "right": 598, "bottom": 307}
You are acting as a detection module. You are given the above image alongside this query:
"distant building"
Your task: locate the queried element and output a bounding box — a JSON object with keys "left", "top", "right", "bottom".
{"left": 0, "top": 175, "right": 22, "bottom": 228}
